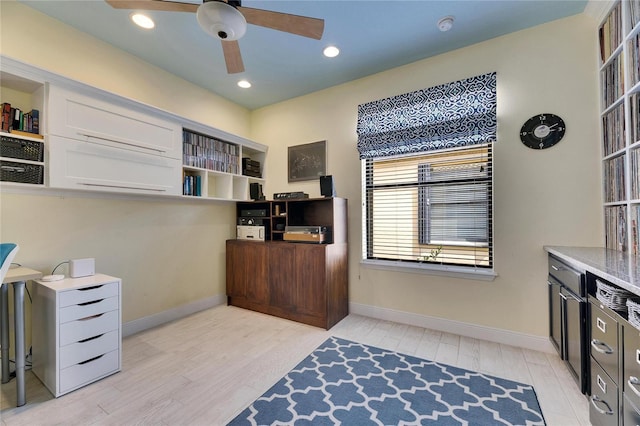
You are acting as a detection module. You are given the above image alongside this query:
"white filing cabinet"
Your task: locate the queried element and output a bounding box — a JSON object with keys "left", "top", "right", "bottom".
{"left": 32, "top": 274, "right": 121, "bottom": 397}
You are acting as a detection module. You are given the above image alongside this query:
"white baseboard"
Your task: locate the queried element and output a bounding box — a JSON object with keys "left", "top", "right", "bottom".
{"left": 122, "top": 294, "right": 227, "bottom": 337}
{"left": 349, "top": 302, "right": 555, "bottom": 354}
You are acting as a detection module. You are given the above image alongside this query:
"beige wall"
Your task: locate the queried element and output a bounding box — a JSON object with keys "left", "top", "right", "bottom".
{"left": 0, "top": 2, "right": 604, "bottom": 339}
{"left": 0, "top": 1, "right": 251, "bottom": 323}
{"left": 251, "top": 13, "right": 603, "bottom": 337}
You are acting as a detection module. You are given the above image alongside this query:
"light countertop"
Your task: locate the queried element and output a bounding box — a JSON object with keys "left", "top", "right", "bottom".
{"left": 544, "top": 246, "right": 640, "bottom": 295}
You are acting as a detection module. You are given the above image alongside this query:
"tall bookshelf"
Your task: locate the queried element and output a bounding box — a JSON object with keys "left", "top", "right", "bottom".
{"left": 599, "top": 0, "right": 640, "bottom": 255}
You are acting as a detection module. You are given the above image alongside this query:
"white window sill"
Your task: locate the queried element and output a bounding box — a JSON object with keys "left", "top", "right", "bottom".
{"left": 360, "top": 259, "right": 497, "bottom": 281}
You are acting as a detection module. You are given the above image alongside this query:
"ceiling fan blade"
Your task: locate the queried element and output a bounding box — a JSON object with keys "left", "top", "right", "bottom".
{"left": 105, "top": 0, "right": 198, "bottom": 13}
{"left": 221, "top": 40, "right": 245, "bottom": 74}
{"left": 238, "top": 7, "right": 324, "bottom": 40}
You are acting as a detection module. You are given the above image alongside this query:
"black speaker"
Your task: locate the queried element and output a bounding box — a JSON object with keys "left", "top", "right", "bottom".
{"left": 250, "top": 183, "right": 264, "bottom": 200}
{"left": 319, "top": 175, "right": 335, "bottom": 197}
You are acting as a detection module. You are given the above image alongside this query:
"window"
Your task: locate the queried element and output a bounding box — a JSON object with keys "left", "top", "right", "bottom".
{"left": 357, "top": 72, "right": 496, "bottom": 273}
{"left": 363, "top": 144, "right": 492, "bottom": 268}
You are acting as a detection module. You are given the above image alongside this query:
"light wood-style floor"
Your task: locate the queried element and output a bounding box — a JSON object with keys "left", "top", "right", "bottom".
{"left": 1, "top": 305, "right": 589, "bottom": 425}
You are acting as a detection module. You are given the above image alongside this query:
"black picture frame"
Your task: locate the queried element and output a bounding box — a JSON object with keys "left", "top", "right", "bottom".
{"left": 288, "top": 140, "right": 327, "bottom": 182}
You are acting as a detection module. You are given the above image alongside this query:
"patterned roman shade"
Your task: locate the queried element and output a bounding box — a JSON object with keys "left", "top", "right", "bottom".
{"left": 357, "top": 72, "right": 497, "bottom": 159}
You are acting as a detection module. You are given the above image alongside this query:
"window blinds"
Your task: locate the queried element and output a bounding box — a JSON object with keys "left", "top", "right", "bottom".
{"left": 363, "top": 144, "right": 493, "bottom": 268}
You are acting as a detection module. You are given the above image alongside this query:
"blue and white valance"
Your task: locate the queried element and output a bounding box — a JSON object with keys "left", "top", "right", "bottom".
{"left": 357, "top": 72, "right": 497, "bottom": 159}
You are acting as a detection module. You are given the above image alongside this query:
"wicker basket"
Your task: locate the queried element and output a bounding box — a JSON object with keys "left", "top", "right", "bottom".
{"left": 0, "top": 160, "right": 43, "bottom": 184}
{"left": 596, "top": 279, "right": 633, "bottom": 312}
{"left": 628, "top": 299, "right": 640, "bottom": 330}
{"left": 0, "top": 135, "right": 43, "bottom": 162}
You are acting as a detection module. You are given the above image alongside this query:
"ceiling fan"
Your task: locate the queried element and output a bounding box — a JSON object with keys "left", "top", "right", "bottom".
{"left": 105, "top": 0, "right": 325, "bottom": 74}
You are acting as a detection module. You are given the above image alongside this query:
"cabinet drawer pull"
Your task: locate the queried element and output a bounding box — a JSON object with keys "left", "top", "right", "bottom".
{"left": 590, "top": 395, "right": 614, "bottom": 415}
{"left": 78, "top": 299, "right": 104, "bottom": 306}
{"left": 1, "top": 165, "right": 26, "bottom": 173}
{"left": 79, "top": 182, "right": 167, "bottom": 192}
{"left": 78, "top": 285, "right": 103, "bottom": 292}
{"left": 80, "top": 131, "right": 167, "bottom": 153}
{"left": 78, "top": 354, "right": 104, "bottom": 365}
{"left": 551, "top": 265, "right": 564, "bottom": 271}
{"left": 78, "top": 334, "right": 104, "bottom": 344}
{"left": 591, "top": 339, "right": 614, "bottom": 354}
{"left": 629, "top": 376, "right": 640, "bottom": 398}
{"left": 79, "top": 313, "right": 104, "bottom": 321}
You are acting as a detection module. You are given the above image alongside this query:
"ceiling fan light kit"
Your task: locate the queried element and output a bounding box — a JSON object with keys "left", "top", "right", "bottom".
{"left": 197, "top": 1, "right": 247, "bottom": 41}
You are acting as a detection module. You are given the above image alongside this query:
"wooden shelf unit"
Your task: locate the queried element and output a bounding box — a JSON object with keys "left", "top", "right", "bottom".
{"left": 227, "top": 197, "right": 348, "bottom": 329}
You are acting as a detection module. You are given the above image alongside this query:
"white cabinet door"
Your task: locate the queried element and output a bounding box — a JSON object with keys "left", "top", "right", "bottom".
{"left": 48, "top": 85, "right": 182, "bottom": 160}
{"left": 49, "top": 136, "right": 182, "bottom": 195}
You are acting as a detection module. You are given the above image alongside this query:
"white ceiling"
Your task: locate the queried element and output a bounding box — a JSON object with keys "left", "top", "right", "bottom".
{"left": 19, "top": 0, "right": 589, "bottom": 110}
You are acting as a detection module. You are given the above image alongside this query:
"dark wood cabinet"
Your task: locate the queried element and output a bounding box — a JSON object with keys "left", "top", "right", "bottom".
{"left": 227, "top": 197, "right": 348, "bottom": 329}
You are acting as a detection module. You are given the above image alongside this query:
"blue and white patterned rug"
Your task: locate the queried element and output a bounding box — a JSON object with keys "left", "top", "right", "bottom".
{"left": 228, "top": 336, "right": 546, "bottom": 425}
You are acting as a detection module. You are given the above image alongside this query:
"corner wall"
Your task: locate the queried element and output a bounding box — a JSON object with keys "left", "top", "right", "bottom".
{"left": 0, "top": 1, "right": 252, "bottom": 324}
{"left": 250, "top": 13, "right": 604, "bottom": 337}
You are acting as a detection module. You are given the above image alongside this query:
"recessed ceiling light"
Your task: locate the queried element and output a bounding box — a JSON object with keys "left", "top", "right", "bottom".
{"left": 237, "top": 80, "right": 251, "bottom": 88}
{"left": 323, "top": 46, "right": 340, "bottom": 58}
{"left": 131, "top": 13, "right": 155, "bottom": 29}
{"left": 437, "top": 16, "right": 454, "bottom": 32}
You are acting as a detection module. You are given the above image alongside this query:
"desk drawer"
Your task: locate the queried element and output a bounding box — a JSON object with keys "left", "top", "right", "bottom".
{"left": 590, "top": 360, "right": 619, "bottom": 426}
{"left": 60, "top": 296, "right": 118, "bottom": 323}
{"left": 591, "top": 300, "right": 620, "bottom": 383}
{"left": 549, "top": 255, "right": 584, "bottom": 296}
{"left": 59, "top": 282, "right": 118, "bottom": 307}
{"left": 624, "top": 322, "right": 640, "bottom": 409}
{"left": 59, "top": 349, "right": 119, "bottom": 394}
{"left": 60, "top": 330, "right": 119, "bottom": 369}
{"left": 60, "top": 310, "right": 119, "bottom": 347}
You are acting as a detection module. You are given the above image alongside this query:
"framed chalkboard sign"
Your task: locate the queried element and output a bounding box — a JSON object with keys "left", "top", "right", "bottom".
{"left": 288, "top": 140, "right": 326, "bottom": 182}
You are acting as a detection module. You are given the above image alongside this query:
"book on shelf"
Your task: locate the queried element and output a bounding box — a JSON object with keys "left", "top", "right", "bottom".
{"left": 604, "top": 154, "right": 626, "bottom": 202}
{"left": 182, "top": 129, "right": 240, "bottom": 175}
{"left": 182, "top": 174, "right": 202, "bottom": 197}
{"left": 605, "top": 205, "right": 628, "bottom": 252}
{"left": 602, "top": 102, "right": 626, "bottom": 155}
{"left": 631, "top": 0, "right": 640, "bottom": 32}
{"left": 0, "top": 103, "right": 40, "bottom": 137}
{"left": 599, "top": 1, "right": 622, "bottom": 63}
{"left": 632, "top": 92, "right": 640, "bottom": 144}
{"left": 631, "top": 147, "right": 640, "bottom": 199}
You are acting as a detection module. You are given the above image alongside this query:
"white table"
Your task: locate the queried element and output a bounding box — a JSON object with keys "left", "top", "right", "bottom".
{"left": 1, "top": 266, "right": 42, "bottom": 406}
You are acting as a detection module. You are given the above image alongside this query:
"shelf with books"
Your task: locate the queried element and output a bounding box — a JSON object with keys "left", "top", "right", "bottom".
{"left": 599, "top": 0, "right": 640, "bottom": 256}
{"left": 0, "top": 71, "right": 46, "bottom": 187}
{"left": 181, "top": 128, "right": 267, "bottom": 201}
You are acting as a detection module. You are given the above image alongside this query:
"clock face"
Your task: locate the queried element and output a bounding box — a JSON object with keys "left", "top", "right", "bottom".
{"left": 520, "top": 113, "right": 566, "bottom": 149}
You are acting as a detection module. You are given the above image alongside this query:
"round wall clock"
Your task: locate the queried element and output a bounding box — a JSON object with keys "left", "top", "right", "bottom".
{"left": 519, "top": 113, "right": 566, "bottom": 149}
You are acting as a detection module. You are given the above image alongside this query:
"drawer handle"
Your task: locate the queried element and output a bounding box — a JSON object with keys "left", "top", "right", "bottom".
{"left": 78, "top": 285, "right": 103, "bottom": 291}
{"left": 80, "top": 131, "right": 167, "bottom": 154}
{"left": 78, "top": 334, "right": 104, "bottom": 343}
{"left": 590, "top": 395, "right": 614, "bottom": 415}
{"left": 591, "top": 339, "right": 613, "bottom": 354}
{"left": 78, "top": 299, "right": 104, "bottom": 306}
{"left": 78, "top": 354, "right": 104, "bottom": 365}
{"left": 629, "top": 377, "right": 640, "bottom": 398}
{"left": 79, "top": 183, "right": 167, "bottom": 192}
{"left": 1, "top": 165, "right": 26, "bottom": 173}
{"left": 79, "top": 313, "right": 104, "bottom": 321}
{"left": 551, "top": 265, "right": 564, "bottom": 271}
